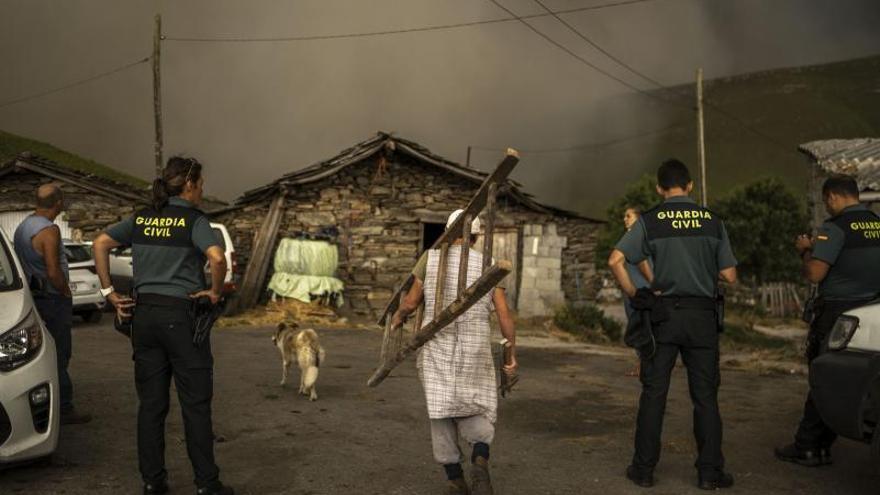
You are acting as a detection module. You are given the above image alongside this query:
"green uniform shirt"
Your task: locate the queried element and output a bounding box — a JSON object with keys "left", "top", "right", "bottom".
{"left": 106, "top": 197, "right": 220, "bottom": 299}
{"left": 812, "top": 204, "right": 880, "bottom": 300}
{"left": 616, "top": 196, "right": 736, "bottom": 298}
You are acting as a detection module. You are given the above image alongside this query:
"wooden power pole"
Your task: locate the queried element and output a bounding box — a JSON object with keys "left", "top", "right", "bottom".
{"left": 696, "top": 67, "right": 707, "bottom": 207}
{"left": 152, "top": 13, "right": 164, "bottom": 178}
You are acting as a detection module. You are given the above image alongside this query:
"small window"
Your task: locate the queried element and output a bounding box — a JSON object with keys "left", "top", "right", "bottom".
{"left": 421, "top": 222, "right": 446, "bottom": 252}
{"left": 64, "top": 244, "right": 92, "bottom": 263}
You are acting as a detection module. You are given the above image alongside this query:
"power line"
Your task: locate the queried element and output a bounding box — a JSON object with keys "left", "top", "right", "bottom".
{"left": 532, "top": 0, "right": 668, "bottom": 90}
{"left": 0, "top": 56, "right": 150, "bottom": 110}
{"left": 472, "top": 120, "right": 688, "bottom": 154}
{"left": 163, "top": 0, "right": 661, "bottom": 42}
{"left": 531, "top": 0, "right": 794, "bottom": 154}
{"left": 487, "top": 0, "right": 689, "bottom": 112}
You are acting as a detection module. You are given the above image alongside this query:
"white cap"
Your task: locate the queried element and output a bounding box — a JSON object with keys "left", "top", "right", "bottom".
{"left": 446, "top": 209, "right": 481, "bottom": 233}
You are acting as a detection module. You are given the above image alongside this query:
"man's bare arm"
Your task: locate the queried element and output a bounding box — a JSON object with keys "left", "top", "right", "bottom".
{"left": 608, "top": 249, "right": 637, "bottom": 297}
{"left": 801, "top": 254, "right": 830, "bottom": 284}
{"left": 493, "top": 287, "right": 518, "bottom": 375}
{"left": 719, "top": 266, "right": 738, "bottom": 285}
{"left": 390, "top": 278, "right": 424, "bottom": 329}
{"left": 34, "top": 226, "right": 70, "bottom": 297}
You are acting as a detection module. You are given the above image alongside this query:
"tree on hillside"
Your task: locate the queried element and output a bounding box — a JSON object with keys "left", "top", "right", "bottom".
{"left": 595, "top": 175, "right": 660, "bottom": 264}
{"left": 713, "top": 178, "right": 808, "bottom": 284}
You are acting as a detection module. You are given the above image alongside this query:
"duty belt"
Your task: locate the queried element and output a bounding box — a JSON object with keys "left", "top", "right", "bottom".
{"left": 136, "top": 292, "right": 193, "bottom": 309}
{"left": 658, "top": 295, "right": 716, "bottom": 311}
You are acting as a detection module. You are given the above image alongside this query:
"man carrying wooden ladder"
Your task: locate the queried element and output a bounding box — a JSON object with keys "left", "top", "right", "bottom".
{"left": 390, "top": 209, "right": 517, "bottom": 495}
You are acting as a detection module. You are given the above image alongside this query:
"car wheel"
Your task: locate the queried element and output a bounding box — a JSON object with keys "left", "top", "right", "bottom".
{"left": 83, "top": 310, "right": 103, "bottom": 323}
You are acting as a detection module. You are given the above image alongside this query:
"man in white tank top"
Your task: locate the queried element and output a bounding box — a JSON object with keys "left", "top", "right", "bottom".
{"left": 391, "top": 210, "right": 517, "bottom": 495}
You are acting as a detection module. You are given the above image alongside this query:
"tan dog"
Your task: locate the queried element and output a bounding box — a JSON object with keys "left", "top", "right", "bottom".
{"left": 272, "top": 322, "right": 326, "bottom": 401}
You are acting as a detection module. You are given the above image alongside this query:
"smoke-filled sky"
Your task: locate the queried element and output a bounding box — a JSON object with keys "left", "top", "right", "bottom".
{"left": 2, "top": 0, "right": 879, "bottom": 216}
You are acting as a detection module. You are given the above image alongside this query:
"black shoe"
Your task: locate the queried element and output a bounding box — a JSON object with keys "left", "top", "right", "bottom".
{"left": 819, "top": 447, "right": 833, "bottom": 466}
{"left": 144, "top": 480, "right": 169, "bottom": 494}
{"left": 196, "top": 482, "right": 234, "bottom": 495}
{"left": 626, "top": 465, "right": 654, "bottom": 488}
{"left": 774, "top": 443, "right": 824, "bottom": 467}
{"left": 698, "top": 471, "right": 734, "bottom": 490}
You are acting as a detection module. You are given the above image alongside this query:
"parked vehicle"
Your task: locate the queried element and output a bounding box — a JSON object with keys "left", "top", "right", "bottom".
{"left": 107, "top": 222, "right": 237, "bottom": 296}
{"left": 811, "top": 302, "right": 880, "bottom": 458}
{"left": 0, "top": 228, "right": 60, "bottom": 464}
{"left": 63, "top": 241, "right": 105, "bottom": 323}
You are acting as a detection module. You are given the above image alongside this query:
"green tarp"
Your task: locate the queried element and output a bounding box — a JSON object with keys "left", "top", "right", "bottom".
{"left": 267, "top": 239, "right": 344, "bottom": 306}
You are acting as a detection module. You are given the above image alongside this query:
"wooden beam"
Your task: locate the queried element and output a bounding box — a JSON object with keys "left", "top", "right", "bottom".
{"left": 367, "top": 260, "right": 512, "bottom": 387}
{"left": 230, "top": 192, "right": 286, "bottom": 313}
{"left": 433, "top": 243, "right": 449, "bottom": 317}
{"left": 457, "top": 214, "right": 472, "bottom": 296}
{"left": 14, "top": 161, "right": 146, "bottom": 203}
{"left": 482, "top": 182, "right": 497, "bottom": 272}
{"left": 378, "top": 149, "right": 519, "bottom": 325}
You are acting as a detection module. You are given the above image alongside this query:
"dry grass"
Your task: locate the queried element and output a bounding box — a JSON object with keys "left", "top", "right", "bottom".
{"left": 217, "top": 298, "right": 357, "bottom": 329}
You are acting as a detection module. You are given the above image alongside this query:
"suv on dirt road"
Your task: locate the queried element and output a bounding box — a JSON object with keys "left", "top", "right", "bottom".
{"left": 0, "top": 227, "right": 60, "bottom": 464}
{"left": 811, "top": 301, "right": 880, "bottom": 458}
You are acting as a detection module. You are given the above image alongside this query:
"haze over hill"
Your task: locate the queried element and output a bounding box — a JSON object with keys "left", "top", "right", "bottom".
{"left": 1, "top": 0, "right": 879, "bottom": 218}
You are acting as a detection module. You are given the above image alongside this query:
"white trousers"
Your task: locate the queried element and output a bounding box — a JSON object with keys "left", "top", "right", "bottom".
{"left": 430, "top": 415, "right": 495, "bottom": 464}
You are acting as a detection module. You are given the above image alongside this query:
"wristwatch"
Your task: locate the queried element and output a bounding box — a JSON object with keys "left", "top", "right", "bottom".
{"left": 100, "top": 286, "right": 115, "bottom": 298}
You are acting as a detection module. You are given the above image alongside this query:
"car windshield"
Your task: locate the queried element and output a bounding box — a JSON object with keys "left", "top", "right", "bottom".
{"left": 211, "top": 228, "right": 228, "bottom": 251}
{"left": 0, "top": 236, "right": 22, "bottom": 292}
{"left": 64, "top": 244, "right": 93, "bottom": 263}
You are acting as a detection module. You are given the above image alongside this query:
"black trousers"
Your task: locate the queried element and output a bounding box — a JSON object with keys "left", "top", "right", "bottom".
{"left": 794, "top": 299, "right": 864, "bottom": 450}
{"left": 632, "top": 307, "right": 724, "bottom": 476}
{"left": 34, "top": 295, "right": 74, "bottom": 413}
{"left": 132, "top": 300, "right": 219, "bottom": 488}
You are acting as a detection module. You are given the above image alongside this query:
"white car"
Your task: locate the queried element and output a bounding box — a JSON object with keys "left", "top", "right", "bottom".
{"left": 0, "top": 228, "right": 60, "bottom": 464}
{"left": 63, "top": 241, "right": 105, "bottom": 323}
{"left": 107, "top": 222, "right": 237, "bottom": 295}
{"left": 811, "top": 302, "right": 880, "bottom": 458}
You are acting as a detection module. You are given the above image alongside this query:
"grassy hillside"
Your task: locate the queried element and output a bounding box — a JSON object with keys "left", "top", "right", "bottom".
{"left": 574, "top": 55, "right": 880, "bottom": 217}
{"left": 0, "top": 129, "right": 149, "bottom": 188}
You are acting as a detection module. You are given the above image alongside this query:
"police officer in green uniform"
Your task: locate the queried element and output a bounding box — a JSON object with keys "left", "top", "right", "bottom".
{"left": 775, "top": 175, "right": 880, "bottom": 466}
{"left": 92, "top": 157, "right": 232, "bottom": 495}
{"left": 609, "top": 159, "right": 738, "bottom": 490}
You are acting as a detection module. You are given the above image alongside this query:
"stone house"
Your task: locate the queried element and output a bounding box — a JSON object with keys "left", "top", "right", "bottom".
{"left": 800, "top": 139, "right": 880, "bottom": 227}
{"left": 0, "top": 152, "right": 149, "bottom": 240}
{"left": 212, "top": 132, "right": 604, "bottom": 319}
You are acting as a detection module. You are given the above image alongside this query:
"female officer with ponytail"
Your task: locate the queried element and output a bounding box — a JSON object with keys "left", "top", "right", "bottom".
{"left": 93, "top": 157, "right": 232, "bottom": 495}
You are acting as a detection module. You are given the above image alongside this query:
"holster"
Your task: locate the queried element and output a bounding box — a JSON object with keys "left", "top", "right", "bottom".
{"left": 715, "top": 288, "right": 726, "bottom": 334}
{"left": 28, "top": 274, "right": 50, "bottom": 299}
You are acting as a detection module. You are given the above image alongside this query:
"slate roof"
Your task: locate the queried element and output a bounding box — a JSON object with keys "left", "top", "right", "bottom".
{"left": 800, "top": 139, "right": 880, "bottom": 191}
{"left": 218, "top": 132, "right": 598, "bottom": 221}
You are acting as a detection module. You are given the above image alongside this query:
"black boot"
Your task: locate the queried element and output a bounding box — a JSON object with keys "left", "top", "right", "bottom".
{"left": 143, "top": 479, "right": 169, "bottom": 495}
{"left": 196, "top": 482, "right": 234, "bottom": 495}
{"left": 626, "top": 465, "right": 654, "bottom": 488}
{"left": 698, "top": 471, "right": 734, "bottom": 490}
{"left": 774, "top": 443, "right": 824, "bottom": 467}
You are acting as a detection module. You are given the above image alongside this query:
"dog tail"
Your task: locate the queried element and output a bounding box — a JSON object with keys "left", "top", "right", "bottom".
{"left": 303, "top": 363, "right": 319, "bottom": 390}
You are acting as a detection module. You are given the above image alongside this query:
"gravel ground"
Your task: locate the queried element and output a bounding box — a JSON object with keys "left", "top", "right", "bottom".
{"left": 0, "top": 319, "right": 877, "bottom": 494}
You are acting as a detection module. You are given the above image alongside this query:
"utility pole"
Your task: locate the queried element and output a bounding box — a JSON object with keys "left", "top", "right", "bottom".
{"left": 152, "top": 13, "right": 164, "bottom": 178}
{"left": 696, "top": 67, "right": 707, "bottom": 207}
{"left": 466, "top": 145, "right": 472, "bottom": 168}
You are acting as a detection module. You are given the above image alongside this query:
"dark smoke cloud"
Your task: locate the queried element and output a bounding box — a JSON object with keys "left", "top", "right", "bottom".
{"left": 1, "top": 0, "right": 879, "bottom": 217}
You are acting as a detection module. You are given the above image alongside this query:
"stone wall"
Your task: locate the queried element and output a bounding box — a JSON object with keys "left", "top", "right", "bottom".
{"left": 0, "top": 169, "right": 142, "bottom": 239}
{"left": 518, "top": 223, "right": 566, "bottom": 317}
{"left": 214, "top": 155, "right": 603, "bottom": 319}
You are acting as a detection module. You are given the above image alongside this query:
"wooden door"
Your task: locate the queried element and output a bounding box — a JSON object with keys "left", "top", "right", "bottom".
{"left": 489, "top": 228, "right": 519, "bottom": 309}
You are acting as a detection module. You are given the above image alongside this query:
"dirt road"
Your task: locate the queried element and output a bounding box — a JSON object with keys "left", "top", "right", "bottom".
{"left": 1, "top": 321, "right": 877, "bottom": 494}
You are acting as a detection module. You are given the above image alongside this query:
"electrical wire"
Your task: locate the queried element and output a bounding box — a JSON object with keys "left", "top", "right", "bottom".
{"left": 0, "top": 56, "right": 150, "bottom": 110}
{"left": 163, "top": 0, "right": 662, "bottom": 42}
